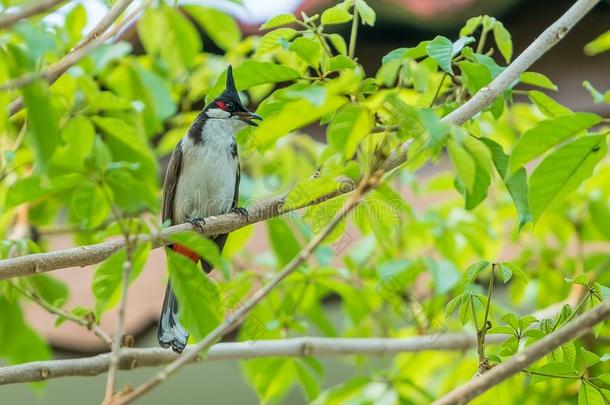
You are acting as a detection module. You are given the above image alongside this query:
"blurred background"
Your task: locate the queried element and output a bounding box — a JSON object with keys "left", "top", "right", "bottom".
{"left": 2, "top": 0, "right": 609, "bottom": 403}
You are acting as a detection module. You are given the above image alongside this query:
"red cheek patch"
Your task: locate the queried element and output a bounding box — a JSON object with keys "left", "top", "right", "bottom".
{"left": 216, "top": 101, "right": 226, "bottom": 111}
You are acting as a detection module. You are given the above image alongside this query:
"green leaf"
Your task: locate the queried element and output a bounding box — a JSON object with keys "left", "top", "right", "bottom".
{"left": 70, "top": 182, "right": 110, "bottom": 228}
{"left": 295, "top": 360, "right": 320, "bottom": 400}
{"left": 321, "top": 4, "right": 352, "bottom": 25}
{"left": 328, "top": 33, "right": 347, "bottom": 55}
{"left": 528, "top": 90, "right": 572, "bottom": 118}
{"left": 520, "top": 71, "right": 558, "bottom": 91}
{"left": 584, "top": 30, "right": 610, "bottom": 56}
{"left": 529, "top": 135, "right": 607, "bottom": 221}
{"left": 167, "top": 250, "right": 222, "bottom": 340}
{"left": 492, "top": 21, "right": 512, "bottom": 62}
{"left": 499, "top": 264, "right": 512, "bottom": 283}
{"left": 463, "top": 260, "right": 491, "bottom": 284}
{"left": 255, "top": 28, "right": 297, "bottom": 56}
{"left": 445, "top": 294, "right": 464, "bottom": 317}
{"left": 501, "top": 313, "right": 519, "bottom": 330}
{"left": 139, "top": 6, "right": 201, "bottom": 74}
{"left": 501, "top": 262, "right": 528, "bottom": 282}
{"left": 0, "top": 297, "right": 50, "bottom": 366}
{"left": 290, "top": 37, "right": 322, "bottom": 67}
{"left": 92, "top": 243, "right": 151, "bottom": 317}
{"left": 29, "top": 275, "right": 69, "bottom": 308}
{"left": 427, "top": 36, "right": 475, "bottom": 74}
{"left": 355, "top": 0, "right": 376, "bottom": 26}
{"left": 326, "top": 55, "right": 357, "bottom": 72}
{"left": 579, "top": 382, "right": 605, "bottom": 405}
{"left": 481, "top": 138, "right": 532, "bottom": 229}
{"left": 460, "top": 16, "right": 482, "bottom": 37}
{"left": 208, "top": 61, "right": 300, "bottom": 101}
{"left": 532, "top": 362, "right": 578, "bottom": 384}
{"left": 260, "top": 13, "right": 296, "bottom": 30}
{"left": 22, "top": 81, "right": 60, "bottom": 173}
{"left": 185, "top": 6, "right": 241, "bottom": 50}
{"left": 566, "top": 273, "right": 589, "bottom": 285}
{"left": 581, "top": 347, "right": 601, "bottom": 368}
{"left": 327, "top": 104, "right": 371, "bottom": 158}
{"left": 448, "top": 139, "right": 476, "bottom": 192}
{"left": 267, "top": 218, "right": 301, "bottom": 266}
{"left": 509, "top": 112, "right": 602, "bottom": 174}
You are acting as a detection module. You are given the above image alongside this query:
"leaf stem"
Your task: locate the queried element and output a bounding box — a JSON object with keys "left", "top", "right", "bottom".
{"left": 477, "top": 264, "right": 495, "bottom": 374}
{"left": 348, "top": 1, "right": 359, "bottom": 59}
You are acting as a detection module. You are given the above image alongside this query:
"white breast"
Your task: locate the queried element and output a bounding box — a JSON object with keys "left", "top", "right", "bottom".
{"left": 173, "top": 119, "right": 240, "bottom": 223}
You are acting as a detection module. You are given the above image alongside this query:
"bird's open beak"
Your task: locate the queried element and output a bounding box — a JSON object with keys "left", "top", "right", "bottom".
{"left": 237, "top": 111, "right": 263, "bottom": 127}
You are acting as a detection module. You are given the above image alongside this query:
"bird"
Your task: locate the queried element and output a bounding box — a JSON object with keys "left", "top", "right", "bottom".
{"left": 157, "top": 66, "right": 262, "bottom": 353}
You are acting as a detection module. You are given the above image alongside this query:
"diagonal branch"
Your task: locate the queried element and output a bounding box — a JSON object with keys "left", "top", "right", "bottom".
{"left": 0, "top": 0, "right": 67, "bottom": 30}
{"left": 0, "top": 334, "right": 506, "bottom": 385}
{"left": 432, "top": 299, "right": 610, "bottom": 405}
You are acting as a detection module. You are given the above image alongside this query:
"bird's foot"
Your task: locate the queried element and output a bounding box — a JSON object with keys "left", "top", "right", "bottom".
{"left": 187, "top": 217, "right": 206, "bottom": 233}
{"left": 232, "top": 207, "right": 249, "bottom": 222}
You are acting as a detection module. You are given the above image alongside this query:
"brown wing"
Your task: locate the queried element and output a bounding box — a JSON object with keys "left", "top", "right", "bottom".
{"left": 162, "top": 141, "right": 183, "bottom": 225}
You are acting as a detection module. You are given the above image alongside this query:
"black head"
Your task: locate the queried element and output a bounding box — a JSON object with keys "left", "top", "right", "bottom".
{"left": 205, "top": 65, "right": 262, "bottom": 126}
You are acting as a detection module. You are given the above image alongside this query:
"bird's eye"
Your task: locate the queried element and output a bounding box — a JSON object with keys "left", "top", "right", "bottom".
{"left": 225, "top": 102, "right": 235, "bottom": 112}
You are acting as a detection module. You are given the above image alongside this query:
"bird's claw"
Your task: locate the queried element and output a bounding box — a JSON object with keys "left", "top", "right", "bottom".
{"left": 232, "top": 207, "right": 249, "bottom": 221}
{"left": 187, "top": 217, "right": 206, "bottom": 233}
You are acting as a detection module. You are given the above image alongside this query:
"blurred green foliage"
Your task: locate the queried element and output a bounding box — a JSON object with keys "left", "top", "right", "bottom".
{"left": 0, "top": 0, "right": 609, "bottom": 403}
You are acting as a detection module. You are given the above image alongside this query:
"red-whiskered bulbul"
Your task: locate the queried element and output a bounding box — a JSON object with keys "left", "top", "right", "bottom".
{"left": 158, "top": 66, "right": 262, "bottom": 353}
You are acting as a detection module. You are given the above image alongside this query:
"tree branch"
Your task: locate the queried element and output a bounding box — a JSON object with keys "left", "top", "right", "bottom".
{"left": 0, "top": 334, "right": 506, "bottom": 385}
{"left": 0, "top": 0, "right": 67, "bottom": 30}
{"left": 5, "top": 0, "right": 137, "bottom": 114}
{"left": 432, "top": 299, "right": 610, "bottom": 405}
{"left": 0, "top": 186, "right": 351, "bottom": 279}
{"left": 441, "top": 0, "right": 600, "bottom": 126}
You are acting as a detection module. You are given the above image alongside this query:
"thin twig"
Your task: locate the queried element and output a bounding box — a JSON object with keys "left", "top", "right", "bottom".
{"left": 0, "top": 0, "right": 67, "bottom": 30}
{"left": 11, "top": 281, "right": 112, "bottom": 346}
{"left": 103, "top": 232, "right": 135, "bottom": 404}
{"left": 348, "top": 1, "right": 359, "bottom": 59}
{"left": 0, "top": 334, "right": 507, "bottom": 385}
{"left": 432, "top": 300, "right": 610, "bottom": 405}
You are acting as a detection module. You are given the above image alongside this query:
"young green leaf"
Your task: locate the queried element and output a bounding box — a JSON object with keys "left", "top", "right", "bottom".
{"left": 492, "top": 21, "right": 512, "bottom": 62}
{"left": 321, "top": 4, "right": 352, "bottom": 25}
{"left": 185, "top": 6, "right": 241, "bottom": 50}
{"left": 528, "top": 90, "right": 572, "bottom": 118}
{"left": 520, "top": 71, "right": 558, "bottom": 91}
{"left": 22, "top": 81, "right": 60, "bottom": 174}
{"left": 509, "top": 112, "right": 602, "bottom": 174}
{"left": 327, "top": 104, "right": 371, "bottom": 158}
{"left": 463, "top": 260, "right": 491, "bottom": 284}
{"left": 260, "top": 13, "right": 297, "bottom": 30}
{"left": 355, "top": 0, "right": 376, "bottom": 26}
{"left": 481, "top": 138, "right": 532, "bottom": 229}
{"left": 584, "top": 29, "right": 610, "bottom": 56}
{"left": 290, "top": 37, "right": 322, "bottom": 67}
{"left": 426, "top": 36, "right": 474, "bottom": 74}
{"left": 529, "top": 135, "right": 607, "bottom": 221}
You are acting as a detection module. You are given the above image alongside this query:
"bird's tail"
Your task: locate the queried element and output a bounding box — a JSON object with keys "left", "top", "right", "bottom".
{"left": 158, "top": 236, "right": 227, "bottom": 353}
{"left": 157, "top": 280, "right": 189, "bottom": 353}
